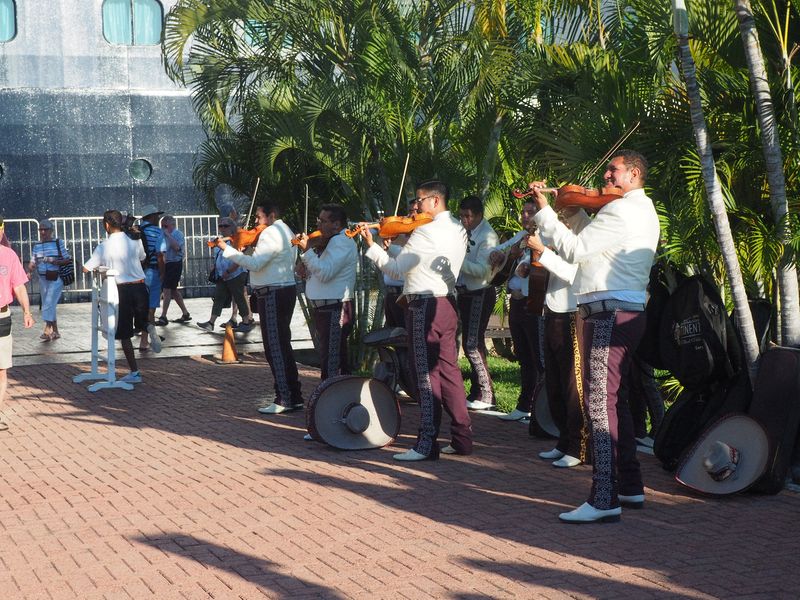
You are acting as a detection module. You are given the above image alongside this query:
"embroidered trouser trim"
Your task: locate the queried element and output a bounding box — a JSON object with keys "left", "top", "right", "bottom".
{"left": 457, "top": 286, "right": 496, "bottom": 403}
{"left": 258, "top": 286, "right": 303, "bottom": 405}
{"left": 407, "top": 296, "right": 473, "bottom": 457}
{"left": 577, "top": 310, "right": 646, "bottom": 510}
{"left": 543, "top": 311, "right": 588, "bottom": 461}
{"left": 313, "top": 300, "right": 353, "bottom": 381}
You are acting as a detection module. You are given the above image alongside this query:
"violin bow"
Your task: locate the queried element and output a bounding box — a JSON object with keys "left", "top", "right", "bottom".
{"left": 303, "top": 183, "right": 309, "bottom": 233}
{"left": 244, "top": 177, "right": 261, "bottom": 227}
{"left": 393, "top": 153, "right": 411, "bottom": 216}
{"left": 581, "top": 121, "right": 640, "bottom": 184}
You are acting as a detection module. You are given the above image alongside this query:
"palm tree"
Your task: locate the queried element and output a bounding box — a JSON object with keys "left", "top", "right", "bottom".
{"left": 673, "top": 0, "right": 760, "bottom": 385}
{"left": 734, "top": 0, "right": 800, "bottom": 347}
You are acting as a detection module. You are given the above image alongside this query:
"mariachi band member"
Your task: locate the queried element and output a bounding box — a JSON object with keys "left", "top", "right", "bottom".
{"left": 456, "top": 195, "right": 500, "bottom": 411}
{"left": 526, "top": 222, "right": 588, "bottom": 469}
{"left": 359, "top": 180, "right": 473, "bottom": 461}
{"left": 215, "top": 204, "right": 304, "bottom": 415}
{"left": 528, "top": 149, "right": 660, "bottom": 523}
{"left": 489, "top": 200, "right": 543, "bottom": 422}
{"left": 294, "top": 204, "right": 358, "bottom": 382}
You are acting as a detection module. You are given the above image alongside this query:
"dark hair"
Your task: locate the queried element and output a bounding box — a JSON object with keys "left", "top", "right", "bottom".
{"left": 459, "top": 195, "right": 484, "bottom": 215}
{"left": 611, "top": 149, "right": 648, "bottom": 182}
{"left": 103, "top": 209, "right": 125, "bottom": 230}
{"left": 257, "top": 203, "right": 281, "bottom": 218}
{"left": 320, "top": 204, "right": 348, "bottom": 228}
{"left": 416, "top": 180, "right": 449, "bottom": 203}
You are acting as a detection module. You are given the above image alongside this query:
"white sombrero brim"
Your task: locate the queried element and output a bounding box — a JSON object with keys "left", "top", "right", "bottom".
{"left": 307, "top": 376, "right": 401, "bottom": 450}
{"left": 675, "top": 413, "right": 770, "bottom": 496}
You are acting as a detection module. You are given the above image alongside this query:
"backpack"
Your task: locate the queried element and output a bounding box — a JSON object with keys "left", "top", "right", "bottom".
{"left": 657, "top": 275, "right": 738, "bottom": 391}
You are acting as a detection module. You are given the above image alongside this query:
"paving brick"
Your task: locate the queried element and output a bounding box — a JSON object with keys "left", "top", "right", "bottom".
{"left": 0, "top": 356, "right": 798, "bottom": 599}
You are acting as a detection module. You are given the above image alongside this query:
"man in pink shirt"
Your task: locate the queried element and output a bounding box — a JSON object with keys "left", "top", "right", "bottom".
{"left": 0, "top": 218, "right": 35, "bottom": 431}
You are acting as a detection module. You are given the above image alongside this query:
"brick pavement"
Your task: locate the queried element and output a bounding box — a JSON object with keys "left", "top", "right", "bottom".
{"left": 1, "top": 354, "right": 799, "bottom": 599}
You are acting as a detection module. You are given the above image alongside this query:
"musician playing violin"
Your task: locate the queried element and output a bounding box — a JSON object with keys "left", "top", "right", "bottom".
{"left": 524, "top": 213, "right": 588, "bottom": 470}
{"left": 489, "top": 200, "right": 543, "bottom": 423}
{"left": 212, "top": 204, "right": 304, "bottom": 413}
{"left": 359, "top": 180, "right": 473, "bottom": 462}
{"left": 295, "top": 204, "right": 358, "bottom": 382}
{"left": 528, "top": 149, "right": 660, "bottom": 524}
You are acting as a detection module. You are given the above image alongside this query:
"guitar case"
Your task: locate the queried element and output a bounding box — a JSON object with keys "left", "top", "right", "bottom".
{"left": 748, "top": 346, "right": 800, "bottom": 494}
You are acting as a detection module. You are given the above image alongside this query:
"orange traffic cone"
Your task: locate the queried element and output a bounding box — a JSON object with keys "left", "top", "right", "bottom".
{"left": 219, "top": 323, "right": 239, "bottom": 363}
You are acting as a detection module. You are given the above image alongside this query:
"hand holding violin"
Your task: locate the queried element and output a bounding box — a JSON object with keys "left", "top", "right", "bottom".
{"left": 355, "top": 223, "right": 375, "bottom": 247}
{"left": 293, "top": 232, "right": 310, "bottom": 251}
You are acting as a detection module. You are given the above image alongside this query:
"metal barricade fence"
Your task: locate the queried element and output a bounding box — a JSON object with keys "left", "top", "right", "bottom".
{"left": 4, "top": 216, "right": 222, "bottom": 303}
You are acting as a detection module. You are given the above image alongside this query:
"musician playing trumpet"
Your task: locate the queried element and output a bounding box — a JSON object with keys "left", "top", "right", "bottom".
{"left": 528, "top": 150, "right": 660, "bottom": 524}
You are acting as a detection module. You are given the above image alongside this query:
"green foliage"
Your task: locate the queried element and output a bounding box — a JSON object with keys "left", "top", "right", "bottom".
{"left": 460, "top": 355, "right": 520, "bottom": 414}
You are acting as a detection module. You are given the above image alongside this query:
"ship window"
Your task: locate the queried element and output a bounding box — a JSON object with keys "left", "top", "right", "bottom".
{"left": 102, "top": 0, "right": 163, "bottom": 45}
{"left": 0, "top": 0, "right": 16, "bottom": 43}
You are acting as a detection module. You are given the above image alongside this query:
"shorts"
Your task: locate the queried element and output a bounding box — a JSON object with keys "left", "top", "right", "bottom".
{"left": 116, "top": 282, "right": 149, "bottom": 340}
{"left": 144, "top": 267, "right": 162, "bottom": 309}
{"left": 162, "top": 261, "right": 183, "bottom": 290}
{"left": 0, "top": 313, "right": 11, "bottom": 370}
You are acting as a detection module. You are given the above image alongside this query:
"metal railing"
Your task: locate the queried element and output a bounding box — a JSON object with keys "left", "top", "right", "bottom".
{"left": 4, "top": 216, "right": 222, "bottom": 303}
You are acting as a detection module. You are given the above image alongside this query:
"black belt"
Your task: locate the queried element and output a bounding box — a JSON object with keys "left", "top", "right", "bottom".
{"left": 118, "top": 279, "right": 145, "bottom": 286}
{"left": 578, "top": 300, "right": 645, "bottom": 319}
{"left": 253, "top": 284, "right": 295, "bottom": 295}
{"left": 309, "top": 298, "right": 344, "bottom": 308}
{"left": 404, "top": 293, "right": 452, "bottom": 303}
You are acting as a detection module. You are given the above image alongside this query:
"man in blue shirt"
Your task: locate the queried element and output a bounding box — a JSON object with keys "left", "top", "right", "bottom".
{"left": 137, "top": 205, "right": 167, "bottom": 352}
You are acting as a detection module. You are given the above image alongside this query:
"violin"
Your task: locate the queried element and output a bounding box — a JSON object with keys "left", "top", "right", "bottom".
{"left": 512, "top": 184, "right": 623, "bottom": 212}
{"left": 206, "top": 224, "right": 267, "bottom": 251}
{"left": 345, "top": 213, "right": 434, "bottom": 239}
{"left": 291, "top": 230, "right": 324, "bottom": 247}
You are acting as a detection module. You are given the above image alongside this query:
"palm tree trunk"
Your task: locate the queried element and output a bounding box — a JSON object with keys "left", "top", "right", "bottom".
{"left": 479, "top": 111, "right": 504, "bottom": 201}
{"left": 673, "top": 0, "right": 761, "bottom": 386}
{"left": 734, "top": 0, "right": 800, "bottom": 347}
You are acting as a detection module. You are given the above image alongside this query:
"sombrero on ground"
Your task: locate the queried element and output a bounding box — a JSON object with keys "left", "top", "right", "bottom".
{"left": 675, "top": 413, "right": 769, "bottom": 496}
{"left": 306, "top": 375, "right": 401, "bottom": 450}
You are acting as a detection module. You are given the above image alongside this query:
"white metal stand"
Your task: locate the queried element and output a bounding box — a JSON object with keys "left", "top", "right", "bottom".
{"left": 72, "top": 268, "right": 133, "bottom": 391}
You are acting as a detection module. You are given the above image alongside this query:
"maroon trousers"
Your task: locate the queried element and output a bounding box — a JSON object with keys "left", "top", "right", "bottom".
{"left": 257, "top": 285, "right": 303, "bottom": 407}
{"left": 407, "top": 296, "right": 473, "bottom": 457}
{"left": 457, "top": 286, "right": 496, "bottom": 404}
{"left": 543, "top": 309, "right": 588, "bottom": 460}
{"left": 313, "top": 300, "right": 354, "bottom": 381}
{"left": 576, "top": 309, "right": 646, "bottom": 510}
{"left": 508, "top": 297, "right": 543, "bottom": 412}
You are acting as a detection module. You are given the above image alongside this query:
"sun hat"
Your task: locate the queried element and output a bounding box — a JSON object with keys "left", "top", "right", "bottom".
{"left": 137, "top": 205, "right": 163, "bottom": 219}
{"left": 675, "top": 413, "right": 770, "bottom": 496}
{"left": 306, "top": 375, "right": 401, "bottom": 450}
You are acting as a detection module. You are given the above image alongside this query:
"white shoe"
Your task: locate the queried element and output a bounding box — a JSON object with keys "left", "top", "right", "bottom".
{"left": 559, "top": 502, "right": 621, "bottom": 524}
{"left": 618, "top": 494, "right": 645, "bottom": 509}
{"left": 258, "top": 403, "right": 295, "bottom": 414}
{"left": 303, "top": 433, "right": 313, "bottom": 441}
{"left": 393, "top": 449, "right": 430, "bottom": 461}
{"left": 466, "top": 400, "right": 495, "bottom": 411}
{"left": 498, "top": 409, "right": 531, "bottom": 421}
{"left": 121, "top": 371, "right": 142, "bottom": 384}
{"left": 539, "top": 448, "right": 564, "bottom": 460}
{"left": 147, "top": 324, "right": 162, "bottom": 353}
{"left": 440, "top": 445, "right": 457, "bottom": 455}
{"left": 553, "top": 455, "right": 582, "bottom": 468}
